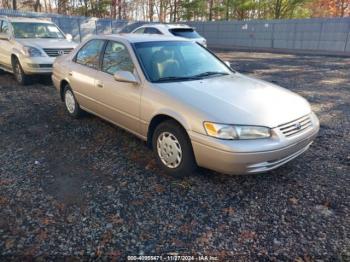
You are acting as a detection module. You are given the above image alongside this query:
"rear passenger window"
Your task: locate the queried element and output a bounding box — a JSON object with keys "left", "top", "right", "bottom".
{"left": 1, "top": 21, "right": 9, "bottom": 34}
{"left": 75, "top": 39, "right": 105, "bottom": 69}
{"left": 102, "top": 41, "right": 134, "bottom": 75}
{"left": 134, "top": 28, "right": 145, "bottom": 34}
{"left": 145, "top": 27, "right": 162, "bottom": 34}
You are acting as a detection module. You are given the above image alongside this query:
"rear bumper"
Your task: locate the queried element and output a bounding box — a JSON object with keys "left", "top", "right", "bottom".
{"left": 189, "top": 113, "right": 319, "bottom": 175}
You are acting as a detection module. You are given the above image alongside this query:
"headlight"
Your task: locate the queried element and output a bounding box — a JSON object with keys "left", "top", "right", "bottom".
{"left": 22, "top": 46, "right": 44, "bottom": 57}
{"left": 204, "top": 122, "right": 271, "bottom": 140}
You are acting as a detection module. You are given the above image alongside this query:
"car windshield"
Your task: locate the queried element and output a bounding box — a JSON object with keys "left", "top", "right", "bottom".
{"left": 134, "top": 41, "right": 232, "bottom": 82}
{"left": 12, "top": 22, "right": 65, "bottom": 39}
{"left": 169, "top": 28, "right": 201, "bottom": 39}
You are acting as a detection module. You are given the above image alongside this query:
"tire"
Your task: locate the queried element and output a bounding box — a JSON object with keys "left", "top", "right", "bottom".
{"left": 152, "top": 120, "right": 197, "bottom": 178}
{"left": 12, "top": 57, "right": 32, "bottom": 85}
{"left": 63, "top": 85, "right": 82, "bottom": 118}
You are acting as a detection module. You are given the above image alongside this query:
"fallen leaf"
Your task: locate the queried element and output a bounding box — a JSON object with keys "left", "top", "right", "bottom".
{"left": 38, "top": 229, "right": 48, "bottom": 241}
{"left": 222, "top": 207, "right": 235, "bottom": 216}
{"left": 109, "top": 214, "right": 124, "bottom": 225}
{"left": 197, "top": 231, "right": 213, "bottom": 245}
{"left": 145, "top": 159, "right": 157, "bottom": 170}
{"left": 179, "top": 223, "right": 192, "bottom": 234}
{"left": 108, "top": 250, "right": 122, "bottom": 258}
{"left": 289, "top": 197, "right": 299, "bottom": 205}
{"left": 239, "top": 230, "right": 256, "bottom": 242}
{"left": 42, "top": 217, "right": 54, "bottom": 225}
{"left": 0, "top": 196, "right": 8, "bottom": 205}
{"left": 5, "top": 239, "right": 15, "bottom": 249}
{"left": 154, "top": 184, "right": 165, "bottom": 193}
{"left": 0, "top": 179, "right": 13, "bottom": 186}
{"left": 323, "top": 200, "right": 331, "bottom": 208}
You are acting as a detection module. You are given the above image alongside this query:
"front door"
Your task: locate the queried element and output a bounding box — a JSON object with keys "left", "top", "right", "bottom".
{"left": 0, "top": 20, "right": 13, "bottom": 68}
{"left": 94, "top": 41, "right": 141, "bottom": 134}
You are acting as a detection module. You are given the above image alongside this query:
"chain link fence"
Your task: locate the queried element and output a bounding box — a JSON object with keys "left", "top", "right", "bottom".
{"left": 187, "top": 18, "right": 350, "bottom": 55}
{"left": 1, "top": 9, "right": 349, "bottom": 55}
{"left": 0, "top": 9, "right": 128, "bottom": 42}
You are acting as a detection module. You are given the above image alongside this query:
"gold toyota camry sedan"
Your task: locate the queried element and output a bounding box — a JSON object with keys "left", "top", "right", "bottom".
{"left": 52, "top": 34, "right": 319, "bottom": 177}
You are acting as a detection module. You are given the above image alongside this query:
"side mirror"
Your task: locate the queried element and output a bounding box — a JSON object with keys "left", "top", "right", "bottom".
{"left": 224, "top": 61, "right": 231, "bottom": 67}
{"left": 113, "top": 71, "right": 139, "bottom": 84}
{"left": 0, "top": 33, "right": 10, "bottom": 40}
{"left": 66, "top": 33, "right": 73, "bottom": 41}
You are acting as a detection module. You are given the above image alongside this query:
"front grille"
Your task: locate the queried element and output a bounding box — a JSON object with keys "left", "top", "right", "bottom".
{"left": 39, "top": 64, "right": 52, "bottom": 68}
{"left": 43, "top": 48, "right": 73, "bottom": 57}
{"left": 278, "top": 114, "right": 312, "bottom": 137}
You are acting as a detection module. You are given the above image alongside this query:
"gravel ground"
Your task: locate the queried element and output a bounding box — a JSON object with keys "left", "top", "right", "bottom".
{"left": 0, "top": 51, "right": 349, "bottom": 261}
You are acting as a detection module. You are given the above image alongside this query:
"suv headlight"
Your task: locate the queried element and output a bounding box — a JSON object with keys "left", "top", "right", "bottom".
{"left": 22, "top": 46, "right": 45, "bottom": 57}
{"left": 204, "top": 122, "right": 271, "bottom": 140}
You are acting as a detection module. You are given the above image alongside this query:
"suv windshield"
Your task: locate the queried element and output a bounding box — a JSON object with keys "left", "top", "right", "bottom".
{"left": 134, "top": 41, "right": 231, "bottom": 82}
{"left": 12, "top": 22, "right": 65, "bottom": 39}
{"left": 169, "top": 28, "right": 200, "bottom": 39}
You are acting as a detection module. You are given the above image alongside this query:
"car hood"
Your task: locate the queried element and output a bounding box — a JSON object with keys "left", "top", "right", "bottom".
{"left": 155, "top": 73, "right": 311, "bottom": 128}
{"left": 15, "top": 38, "right": 78, "bottom": 49}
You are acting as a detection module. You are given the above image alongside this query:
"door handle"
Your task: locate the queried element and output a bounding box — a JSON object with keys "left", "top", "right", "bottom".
{"left": 97, "top": 82, "right": 104, "bottom": 88}
{"left": 68, "top": 72, "right": 73, "bottom": 76}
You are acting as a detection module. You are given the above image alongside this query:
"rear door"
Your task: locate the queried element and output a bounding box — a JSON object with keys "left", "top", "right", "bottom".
{"left": 68, "top": 39, "right": 106, "bottom": 112}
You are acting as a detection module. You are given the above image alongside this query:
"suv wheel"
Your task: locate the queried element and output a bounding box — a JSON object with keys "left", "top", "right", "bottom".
{"left": 12, "top": 57, "right": 32, "bottom": 85}
{"left": 152, "top": 120, "right": 197, "bottom": 178}
{"left": 63, "top": 85, "right": 82, "bottom": 118}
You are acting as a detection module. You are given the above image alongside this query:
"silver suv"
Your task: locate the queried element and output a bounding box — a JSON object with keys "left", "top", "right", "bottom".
{"left": 0, "top": 16, "right": 77, "bottom": 85}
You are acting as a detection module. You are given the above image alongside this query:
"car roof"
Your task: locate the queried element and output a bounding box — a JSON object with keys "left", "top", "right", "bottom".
{"left": 102, "top": 33, "right": 191, "bottom": 43}
{"left": 4, "top": 17, "right": 53, "bottom": 24}
{"left": 138, "top": 23, "right": 192, "bottom": 30}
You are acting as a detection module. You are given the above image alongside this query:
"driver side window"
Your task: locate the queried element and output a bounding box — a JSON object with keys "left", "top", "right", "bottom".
{"left": 102, "top": 41, "right": 134, "bottom": 75}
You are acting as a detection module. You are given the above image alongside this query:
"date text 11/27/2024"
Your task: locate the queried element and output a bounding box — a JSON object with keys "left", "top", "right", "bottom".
{"left": 127, "top": 255, "right": 219, "bottom": 261}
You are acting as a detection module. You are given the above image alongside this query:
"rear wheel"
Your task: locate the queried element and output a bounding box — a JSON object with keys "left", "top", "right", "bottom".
{"left": 152, "top": 120, "right": 197, "bottom": 178}
{"left": 12, "top": 57, "right": 32, "bottom": 85}
{"left": 63, "top": 85, "right": 82, "bottom": 118}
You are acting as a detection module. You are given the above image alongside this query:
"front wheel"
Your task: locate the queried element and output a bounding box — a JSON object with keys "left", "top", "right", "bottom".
{"left": 152, "top": 120, "right": 197, "bottom": 178}
{"left": 12, "top": 58, "right": 32, "bottom": 85}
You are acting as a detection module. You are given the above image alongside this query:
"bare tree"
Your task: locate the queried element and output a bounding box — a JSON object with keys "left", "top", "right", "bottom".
{"left": 34, "top": 0, "right": 41, "bottom": 12}
{"left": 149, "top": 0, "right": 154, "bottom": 21}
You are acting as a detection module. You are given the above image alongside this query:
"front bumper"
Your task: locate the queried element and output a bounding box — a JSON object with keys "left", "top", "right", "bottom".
{"left": 20, "top": 56, "right": 55, "bottom": 74}
{"left": 189, "top": 113, "right": 320, "bottom": 175}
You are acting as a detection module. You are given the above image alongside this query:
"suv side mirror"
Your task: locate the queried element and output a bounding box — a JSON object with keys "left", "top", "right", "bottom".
{"left": 0, "top": 33, "right": 10, "bottom": 40}
{"left": 113, "top": 71, "right": 139, "bottom": 84}
{"left": 66, "top": 34, "right": 73, "bottom": 41}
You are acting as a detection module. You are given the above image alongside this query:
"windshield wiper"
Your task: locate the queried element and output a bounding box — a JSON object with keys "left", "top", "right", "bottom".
{"left": 153, "top": 76, "right": 199, "bottom": 83}
{"left": 191, "top": 71, "right": 229, "bottom": 78}
{"left": 153, "top": 72, "right": 229, "bottom": 83}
